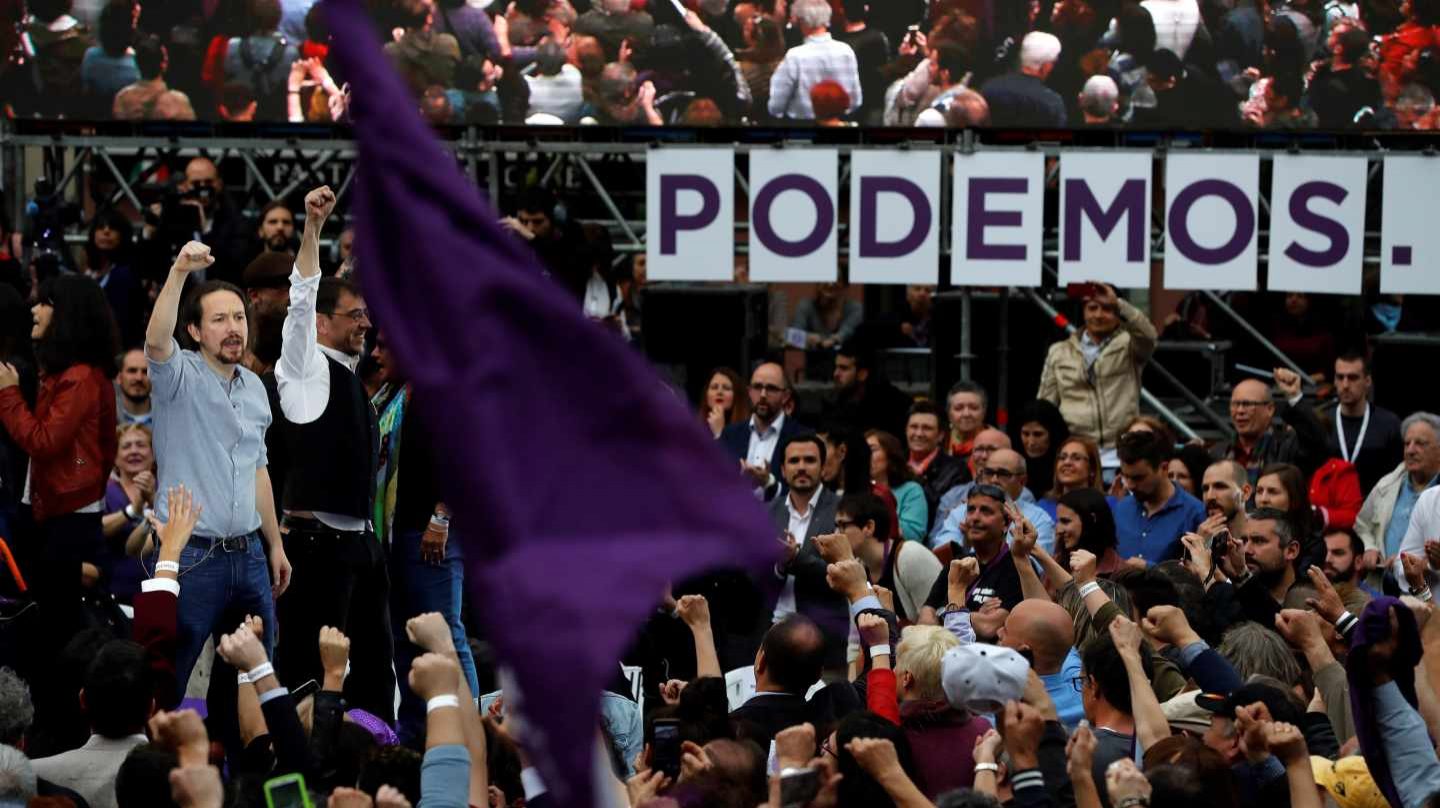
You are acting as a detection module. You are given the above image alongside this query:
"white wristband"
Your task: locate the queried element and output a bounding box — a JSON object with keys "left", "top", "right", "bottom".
{"left": 426, "top": 694, "right": 460, "bottom": 712}
{"left": 246, "top": 662, "right": 275, "bottom": 682}
{"left": 1078, "top": 581, "right": 1101, "bottom": 598}
{"left": 237, "top": 671, "right": 251, "bottom": 684}
{"left": 868, "top": 644, "right": 892, "bottom": 658}
{"left": 155, "top": 560, "right": 180, "bottom": 574}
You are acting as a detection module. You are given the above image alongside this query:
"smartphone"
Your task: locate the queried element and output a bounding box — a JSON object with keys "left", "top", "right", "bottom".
{"left": 263, "top": 773, "right": 313, "bottom": 808}
{"left": 1066, "top": 282, "right": 1100, "bottom": 300}
{"left": 780, "top": 767, "right": 822, "bottom": 808}
{"left": 905, "top": 24, "right": 920, "bottom": 44}
{"left": 652, "top": 718, "right": 682, "bottom": 781}
{"left": 291, "top": 678, "right": 320, "bottom": 702}
{"left": 1210, "top": 528, "right": 1231, "bottom": 558}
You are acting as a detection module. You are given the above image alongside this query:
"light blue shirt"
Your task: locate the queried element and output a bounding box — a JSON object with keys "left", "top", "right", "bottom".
{"left": 1041, "top": 648, "right": 1085, "bottom": 731}
{"left": 1375, "top": 681, "right": 1440, "bottom": 808}
{"left": 930, "top": 494, "right": 1055, "bottom": 554}
{"left": 148, "top": 338, "right": 271, "bottom": 538}
{"left": 932, "top": 483, "right": 1038, "bottom": 542}
{"left": 1385, "top": 474, "right": 1437, "bottom": 557}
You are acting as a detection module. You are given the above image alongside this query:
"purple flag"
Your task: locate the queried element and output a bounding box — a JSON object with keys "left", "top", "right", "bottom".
{"left": 321, "top": 2, "right": 779, "bottom": 804}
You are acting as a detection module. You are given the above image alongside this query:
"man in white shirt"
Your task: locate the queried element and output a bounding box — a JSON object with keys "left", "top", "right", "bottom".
{"left": 719, "top": 362, "right": 801, "bottom": 499}
{"left": 766, "top": 435, "right": 846, "bottom": 667}
{"left": 767, "top": 0, "right": 862, "bottom": 120}
{"left": 268, "top": 186, "right": 395, "bottom": 723}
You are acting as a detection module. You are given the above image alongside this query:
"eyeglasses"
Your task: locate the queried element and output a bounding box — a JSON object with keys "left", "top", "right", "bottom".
{"left": 1070, "top": 676, "right": 1086, "bottom": 693}
{"left": 978, "top": 467, "right": 1020, "bottom": 481}
{"left": 749, "top": 382, "right": 786, "bottom": 395}
{"left": 325, "top": 307, "right": 370, "bottom": 322}
{"left": 1229, "top": 399, "right": 1271, "bottom": 411}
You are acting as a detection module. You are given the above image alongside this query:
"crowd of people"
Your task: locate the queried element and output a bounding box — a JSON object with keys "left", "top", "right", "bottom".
{"left": 4, "top": 0, "right": 1439, "bottom": 128}
{"left": 6, "top": 168, "right": 1440, "bottom": 808}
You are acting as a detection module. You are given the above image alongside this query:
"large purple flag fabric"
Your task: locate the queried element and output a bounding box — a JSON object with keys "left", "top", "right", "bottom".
{"left": 321, "top": 2, "right": 779, "bottom": 803}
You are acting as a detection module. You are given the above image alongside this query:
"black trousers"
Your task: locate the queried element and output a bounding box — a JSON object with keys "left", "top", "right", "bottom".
{"left": 273, "top": 523, "right": 395, "bottom": 723}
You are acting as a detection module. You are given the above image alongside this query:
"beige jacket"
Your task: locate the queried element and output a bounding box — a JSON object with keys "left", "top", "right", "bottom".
{"left": 1355, "top": 462, "right": 1408, "bottom": 555}
{"left": 1037, "top": 298, "right": 1157, "bottom": 449}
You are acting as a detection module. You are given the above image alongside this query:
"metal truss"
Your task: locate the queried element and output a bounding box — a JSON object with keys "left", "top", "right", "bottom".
{"left": 4, "top": 123, "right": 1435, "bottom": 441}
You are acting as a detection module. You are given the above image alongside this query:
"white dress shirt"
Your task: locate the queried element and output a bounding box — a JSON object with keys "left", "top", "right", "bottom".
{"left": 773, "top": 484, "right": 823, "bottom": 622}
{"left": 746, "top": 412, "right": 786, "bottom": 472}
{"left": 1396, "top": 486, "right": 1440, "bottom": 592}
{"left": 274, "top": 266, "right": 366, "bottom": 531}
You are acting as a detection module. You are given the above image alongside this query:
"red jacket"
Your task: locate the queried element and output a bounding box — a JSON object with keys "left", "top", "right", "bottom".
{"left": 1310, "top": 458, "right": 1363, "bottom": 532}
{"left": 0, "top": 364, "right": 117, "bottom": 522}
{"left": 1379, "top": 23, "right": 1440, "bottom": 100}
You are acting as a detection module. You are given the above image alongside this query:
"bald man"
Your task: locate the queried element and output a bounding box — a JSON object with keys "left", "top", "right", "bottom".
{"left": 930, "top": 428, "right": 1014, "bottom": 541}
{"left": 930, "top": 447, "right": 1056, "bottom": 553}
{"left": 1213, "top": 369, "right": 1327, "bottom": 482}
{"left": 1000, "top": 599, "right": 1085, "bottom": 729}
{"left": 719, "top": 362, "right": 802, "bottom": 500}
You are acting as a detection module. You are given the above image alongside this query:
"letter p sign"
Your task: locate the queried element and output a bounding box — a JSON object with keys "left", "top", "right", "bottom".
{"left": 646, "top": 148, "right": 735, "bottom": 281}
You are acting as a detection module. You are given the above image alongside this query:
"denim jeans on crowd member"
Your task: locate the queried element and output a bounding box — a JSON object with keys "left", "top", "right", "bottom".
{"left": 274, "top": 523, "right": 396, "bottom": 723}
{"left": 389, "top": 527, "right": 479, "bottom": 746}
{"left": 166, "top": 531, "right": 277, "bottom": 699}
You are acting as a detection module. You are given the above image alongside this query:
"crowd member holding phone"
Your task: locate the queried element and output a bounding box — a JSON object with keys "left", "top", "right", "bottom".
{"left": 1037, "top": 281, "right": 1158, "bottom": 451}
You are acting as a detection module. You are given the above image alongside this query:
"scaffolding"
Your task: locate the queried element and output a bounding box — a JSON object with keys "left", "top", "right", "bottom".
{"left": 4, "top": 122, "right": 1436, "bottom": 440}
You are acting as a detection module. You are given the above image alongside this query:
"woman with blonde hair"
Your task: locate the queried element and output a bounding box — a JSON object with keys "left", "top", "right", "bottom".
{"left": 103, "top": 422, "right": 155, "bottom": 602}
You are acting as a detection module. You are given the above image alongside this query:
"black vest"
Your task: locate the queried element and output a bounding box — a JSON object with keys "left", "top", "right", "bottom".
{"left": 270, "top": 356, "right": 379, "bottom": 519}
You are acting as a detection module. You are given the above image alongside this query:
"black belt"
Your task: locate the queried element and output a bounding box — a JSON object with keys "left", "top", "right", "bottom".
{"left": 189, "top": 533, "right": 255, "bottom": 553}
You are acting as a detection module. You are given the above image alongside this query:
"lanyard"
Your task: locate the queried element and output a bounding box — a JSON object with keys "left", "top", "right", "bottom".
{"left": 1336, "top": 403, "right": 1371, "bottom": 464}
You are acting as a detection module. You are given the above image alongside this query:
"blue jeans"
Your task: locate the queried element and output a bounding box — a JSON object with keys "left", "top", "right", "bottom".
{"left": 168, "top": 531, "right": 276, "bottom": 700}
{"left": 389, "top": 528, "right": 478, "bottom": 746}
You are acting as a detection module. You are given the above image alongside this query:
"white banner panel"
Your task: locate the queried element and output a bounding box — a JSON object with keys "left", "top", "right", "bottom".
{"left": 1163, "top": 153, "right": 1260, "bottom": 291}
{"left": 1268, "top": 155, "right": 1366, "bottom": 295}
{"left": 951, "top": 152, "right": 1045, "bottom": 287}
{"left": 748, "top": 149, "right": 838, "bottom": 283}
{"left": 645, "top": 148, "right": 734, "bottom": 281}
{"left": 1382, "top": 156, "right": 1440, "bottom": 295}
{"left": 848, "top": 150, "right": 940, "bottom": 285}
{"left": 1058, "top": 152, "right": 1152, "bottom": 288}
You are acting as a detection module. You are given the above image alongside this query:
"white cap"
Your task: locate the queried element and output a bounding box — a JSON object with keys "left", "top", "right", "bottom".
{"left": 940, "top": 643, "right": 1031, "bottom": 714}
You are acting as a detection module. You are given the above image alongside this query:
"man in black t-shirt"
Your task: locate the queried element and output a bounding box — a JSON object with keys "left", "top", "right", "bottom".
{"left": 924, "top": 484, "right": 1027, "bottom": 616}
{"left": 1327, "top": 352, "right": 1402, "bottom": 493}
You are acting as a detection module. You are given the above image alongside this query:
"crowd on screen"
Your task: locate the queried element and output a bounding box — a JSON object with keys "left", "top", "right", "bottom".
{"left": 3, "top": 0, "right": 1440, "bottom": 128}
{"left": 10, "top": 168, "right": 1440, "bottom": 808}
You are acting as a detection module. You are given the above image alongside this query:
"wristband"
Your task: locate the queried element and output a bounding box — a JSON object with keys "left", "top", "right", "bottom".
{"left": 430, "top": 514, "right": 451, "bottom": 530}
{"left": 246, "top": 662, "right": 275, "bottom": 682}
{"left": 426, "top": 694, "right": 460, "bottom": 712}
{"left": 124, "top": 503, "right": 140, "bottom": 521}
{"left": 1078, "top": 581, "right": 1101, "bottom": 598}
{"left": 237, "top": 671, "right": 251, "bottom": 685}
{"left": 974, "top": 762, "right": 1000, "bottom": 774}
{"left": 1420, "top": 587, "right": 1434, "bottom": 602}
{"left": 1117, "top": 798, "right": 1149, "bottom": 808}
{"left": 868, "top": 644, "right": 891, "bottom": 658}
{"left": 155, "top": 560, "right": 180, "bottom": 574}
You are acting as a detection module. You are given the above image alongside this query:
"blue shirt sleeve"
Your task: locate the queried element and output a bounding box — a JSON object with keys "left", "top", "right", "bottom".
{"left": 932, "top": 503, "right": 964, "bottom": 549}
{"left": 1375, "top": 681, "right": 1440, "bottom": 808}
{"left": 418, "top": 744, "right": 471, "bottom": 808}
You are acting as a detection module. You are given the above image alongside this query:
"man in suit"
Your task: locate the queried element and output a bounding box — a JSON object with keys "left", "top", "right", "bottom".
{"left": 768, "top": 434, "right": 848, "bottom": 669}
{"left": 730, "top": 614, "right": 827, "bottom": 751}
{"left": 29, "top": 641, "right": 154, "bottom": 808}
{"left": 721, "top": 362, "right": 802, "bottom": 499}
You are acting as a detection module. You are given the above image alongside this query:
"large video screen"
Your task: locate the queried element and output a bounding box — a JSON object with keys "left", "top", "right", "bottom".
{"left": 1, "top": 0, "right": 1436, "bottom": 130}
